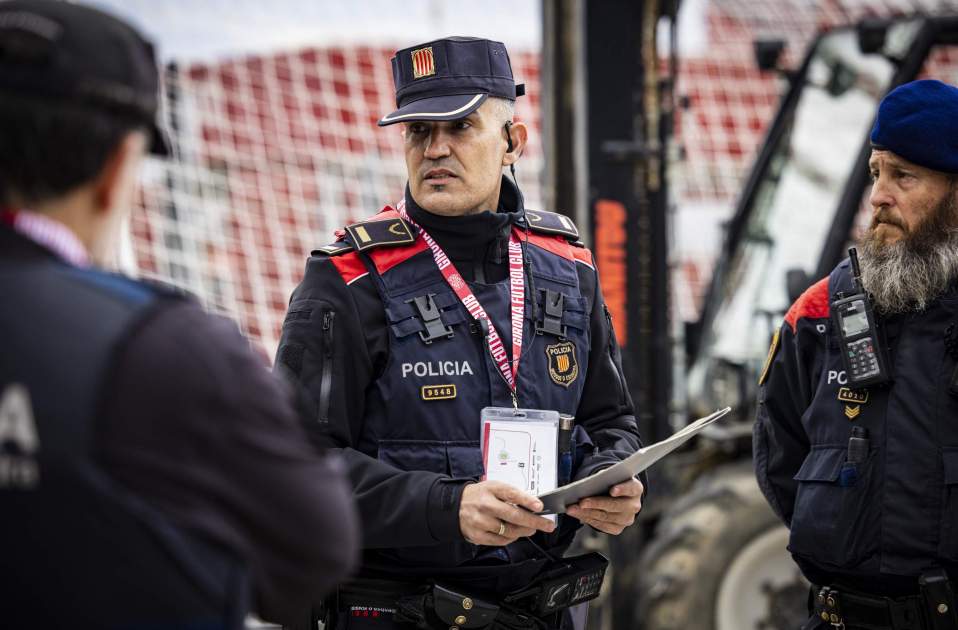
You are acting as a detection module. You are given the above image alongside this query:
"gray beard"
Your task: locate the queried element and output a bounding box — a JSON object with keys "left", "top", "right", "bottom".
{"left": 859, "top": 197, "right": 958, "bottom": 314}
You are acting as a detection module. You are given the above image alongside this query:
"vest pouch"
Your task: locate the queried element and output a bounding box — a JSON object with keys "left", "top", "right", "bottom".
{"left": 939, "top": 448, "right": 958, "bottom": 560}
{"left": 377, "top": 439, "right": 483, "bottom": 479}
{"left": 789, "top": 445, "right": 879, "bottom": 569}
{"left": 386, "top": 291, "right": 469, "bottom": 344}
{"left": 528, "top": 291, "right": 589, "bottom": 339}
{"left": 376, "top": 440, "right": 485, "bottom": 569}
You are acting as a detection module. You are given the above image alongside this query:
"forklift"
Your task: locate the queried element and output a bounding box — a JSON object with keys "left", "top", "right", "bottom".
{"left": 542, "top": 6, "right": 958, "bottom": 629}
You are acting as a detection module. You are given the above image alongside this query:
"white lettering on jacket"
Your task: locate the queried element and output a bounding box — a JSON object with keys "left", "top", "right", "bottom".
{"left": 401, "top": 361, "right": 475, "bottom": 379}
{"left": 827, "top": 370, "right": 848, "bottom": 385}
{"left": 0, "top": 384, "right": 40, "bottom": 489}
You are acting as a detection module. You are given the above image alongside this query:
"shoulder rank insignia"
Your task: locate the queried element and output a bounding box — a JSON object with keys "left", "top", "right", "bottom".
{"left": 344, "top": 216, "right": 416, "bottom": 252}
{"left": 525, "top": 210, "right": 580, "bottom": 240}
{"left": 758, "top": 328, "right": 780, "bottom": 386}
{"left": 311, "top": 241, "right": 354, "bottom": 257}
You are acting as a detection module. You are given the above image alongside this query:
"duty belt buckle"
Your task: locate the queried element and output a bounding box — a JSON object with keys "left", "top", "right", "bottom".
{"left": 817, "top": 587, "right": 845, "bottom": 629}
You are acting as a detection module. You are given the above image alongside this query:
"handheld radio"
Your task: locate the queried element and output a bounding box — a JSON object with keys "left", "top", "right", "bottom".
{"left": 831, "top": 248, "right": 891, "bottom": 388}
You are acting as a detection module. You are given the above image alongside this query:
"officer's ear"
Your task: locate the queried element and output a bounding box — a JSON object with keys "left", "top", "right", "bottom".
{"left": 92, "top": 130, "right": 149, "bottom": 215}
{"left": 502, "top": 120, "right": 527, "bottom": 167}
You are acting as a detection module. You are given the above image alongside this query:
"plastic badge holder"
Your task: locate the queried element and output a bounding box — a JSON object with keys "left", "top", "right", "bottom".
{"left": 480, "top": 407, "right": 560, "bottom": 500}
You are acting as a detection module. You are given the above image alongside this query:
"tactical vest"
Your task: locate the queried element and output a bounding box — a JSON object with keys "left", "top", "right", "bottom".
{"left": 0, "top": 257, "right": 247, "bottom": 629}
{"left": 783, "top": 259, "right": 958, "bottom": 578}
{"left": 322, "top": 208, "right": 595, "bottom": 585}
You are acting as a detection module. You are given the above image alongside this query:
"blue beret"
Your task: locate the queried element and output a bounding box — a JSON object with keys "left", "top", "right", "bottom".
{"left": 870, "top": 79, "right": 958, "bottom": 174}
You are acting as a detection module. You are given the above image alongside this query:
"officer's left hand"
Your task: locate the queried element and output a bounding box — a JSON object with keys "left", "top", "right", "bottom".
{"left": 565, "top": 478, "right": 644, "bottom": 535}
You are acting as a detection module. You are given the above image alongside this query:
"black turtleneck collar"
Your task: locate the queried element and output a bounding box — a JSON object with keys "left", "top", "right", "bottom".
{"left": 405, "top": 175, "right": 525, "bottom": 283}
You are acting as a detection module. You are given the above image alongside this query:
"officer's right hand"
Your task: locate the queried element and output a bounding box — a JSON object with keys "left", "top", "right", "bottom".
{"left": 459, "top": 480, "right": 556, "bottom": 546}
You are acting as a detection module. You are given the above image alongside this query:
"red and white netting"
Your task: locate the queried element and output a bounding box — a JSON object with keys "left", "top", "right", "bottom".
{"left": 130, "top": 0, "right": 958, "bottom": 354}
{"left": 133, "top": 45, "right": 542, "bottom": 355}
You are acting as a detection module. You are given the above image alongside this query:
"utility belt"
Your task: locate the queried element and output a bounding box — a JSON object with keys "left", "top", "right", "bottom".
{"left": 814, "top": 570, "right": 958, "bottom": 630}
{"left": 326, "top": 552, "right": 607, "bottom": 630}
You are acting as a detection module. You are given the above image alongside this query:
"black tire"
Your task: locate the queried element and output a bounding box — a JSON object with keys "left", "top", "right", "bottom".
{"left": 637, "top": 462, "right": 807, "bottom": 630}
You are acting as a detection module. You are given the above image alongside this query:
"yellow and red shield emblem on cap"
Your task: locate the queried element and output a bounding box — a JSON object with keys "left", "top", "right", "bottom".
{"left": 411, "top": 46, "right": 436, "bottom": 79}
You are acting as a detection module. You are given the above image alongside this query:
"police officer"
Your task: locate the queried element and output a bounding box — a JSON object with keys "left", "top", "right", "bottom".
{"left": 755, "top": 79, "right": 958, "bottom": 630}
{"left": 275, "top": 37, "right": 644, "bottom": 629}
{"left": 0, "top": 2, "right": 358, "bottom": 628}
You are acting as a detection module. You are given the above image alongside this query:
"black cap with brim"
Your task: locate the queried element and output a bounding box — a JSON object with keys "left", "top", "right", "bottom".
{"left": 378, "top": 93, "right": 489, "bottom": 126}
{"left": 378, "top": 37, "right": 524, "bottom": 127}
{"left": 0, "top": 0, "right": 170, "bottom": 155}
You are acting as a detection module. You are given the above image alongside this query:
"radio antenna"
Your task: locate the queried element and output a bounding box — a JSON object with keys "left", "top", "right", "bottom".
{"left": 849, "top": 247, "right": 864, "bottom": 293}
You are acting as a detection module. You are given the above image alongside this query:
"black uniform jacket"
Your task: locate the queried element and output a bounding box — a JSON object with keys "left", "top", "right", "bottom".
{"left": 754, "top": 258, "right": 958, "bottom": 596}
{"left": 276, "top": 181, "right": 640, "bottom": 573}
{"left": 0, "top": 225, "right": 359, "bottom": 624}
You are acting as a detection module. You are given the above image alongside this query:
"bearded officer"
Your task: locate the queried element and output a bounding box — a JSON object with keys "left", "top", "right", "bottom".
{"left": 0, "top": 2, "right": 358, "bottom": 627}
{"left": 275, "top": 36, "right": 644, "bottom": 629}
{"left": 755, "top": 79, "right": 958, "bottom": 630}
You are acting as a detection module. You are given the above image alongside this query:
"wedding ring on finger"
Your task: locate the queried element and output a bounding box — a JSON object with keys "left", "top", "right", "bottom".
{"left": 497, "top": 520, "right": 506, "bottom": 537}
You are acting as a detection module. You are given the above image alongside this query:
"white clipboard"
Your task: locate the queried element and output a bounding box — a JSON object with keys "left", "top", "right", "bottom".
{"left": 536, "top": 407, "right": 732, "bottom": 514}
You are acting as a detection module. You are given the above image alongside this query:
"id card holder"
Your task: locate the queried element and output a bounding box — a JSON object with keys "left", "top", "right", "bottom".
{"left": 480, "top": 407, "right": 559, "bottom": 502}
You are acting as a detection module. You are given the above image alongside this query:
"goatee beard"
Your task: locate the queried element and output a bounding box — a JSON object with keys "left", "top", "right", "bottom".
{"left": 859, "top": 193, "right": 958, "bottom": 314}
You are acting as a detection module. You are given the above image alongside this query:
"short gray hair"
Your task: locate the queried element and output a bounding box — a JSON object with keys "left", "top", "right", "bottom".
{"left": 487, "top": 96, "right": 515, "bottom": 124}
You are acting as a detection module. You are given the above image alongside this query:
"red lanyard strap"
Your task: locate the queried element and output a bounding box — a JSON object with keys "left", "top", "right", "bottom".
{"left": 396, "top": 200, "right": 525, "bottom": 397}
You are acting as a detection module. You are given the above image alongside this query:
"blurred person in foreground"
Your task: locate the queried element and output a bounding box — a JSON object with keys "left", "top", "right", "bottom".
{"left": 275, "top": 37, "right": 643, "bottom": 630}
{"left": 755, "top": 79, "right": 958, "bottom": 630}
{"left": 0, "top": 1, "right": 358, "bottom": 628}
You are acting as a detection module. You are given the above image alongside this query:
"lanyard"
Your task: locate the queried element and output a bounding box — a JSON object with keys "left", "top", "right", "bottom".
{"left": 396, "top": 199, "right": 525, "bottom": 404}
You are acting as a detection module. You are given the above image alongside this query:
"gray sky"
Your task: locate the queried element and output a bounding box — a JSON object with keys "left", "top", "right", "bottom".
{"left": 86, "top": 0, "right": 543, "bottom": 61}
{"left": 85, "top": 0, "right": 707, "bottom": 62}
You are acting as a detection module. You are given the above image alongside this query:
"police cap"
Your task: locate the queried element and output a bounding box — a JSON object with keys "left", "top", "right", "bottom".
{"left": 378, "top": 36, "right": 524, "bottom": 127}
{"left": 0, "top": 0, "right": 169, "bottom": 155}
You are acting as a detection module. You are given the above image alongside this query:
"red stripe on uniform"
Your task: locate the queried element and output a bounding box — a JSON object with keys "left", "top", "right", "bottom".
{"left": 571, "top": 246, "right": 594, "bottom": 269}
{"left": 519, "top": 229, "right": 576, "bottom": 262}
{"left": 367, "top": 238, "right": 429, "bottom": 276}
{"left": 784, "top": 276, "right": 830, "bottom": 332}
{"left": 330, "top": 251, "right": 368, "bottom": 285}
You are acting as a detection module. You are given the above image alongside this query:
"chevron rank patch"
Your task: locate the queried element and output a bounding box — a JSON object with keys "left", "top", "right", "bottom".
{"left": 525, "top": 210, "right": 580, "bottom": 240}
{"left": 344, "top": 217, "right": 415, "bottom": 252}
{"left": 838, "top": 387, "right": 868, "bottom": 421}
{"left": 758, "top": 328, "right": 780, "bottom": 386}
